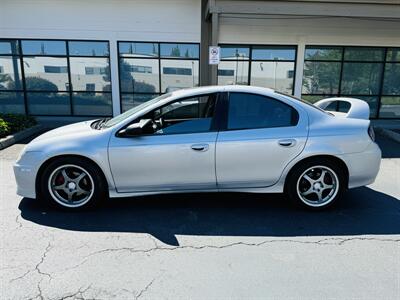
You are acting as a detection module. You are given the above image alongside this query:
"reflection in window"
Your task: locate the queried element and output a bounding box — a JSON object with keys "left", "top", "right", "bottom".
{"left": 220, "top": 46, "right": 250, "bottom": 60}
{"left": 340, "top": 63, "right": 382, "bottom": 95}
{"left": 383, "top": 63, "right": 400, "bottom": 95}
{"left": 69, "top": 57, "right": 111, "bottom": 92}
{"left": 217, "top": 61, "right": 249, "bottom": 85}
{"left": 379, "top": 97, "right": 400, "bottom": 118}
{"left": 302, "top": 46, "right": 399, "bottom": 118}
{"left": 0, "top": 39, "right": 112, "bottom": 116}
{"left": 302, "top": 61, "right": 341, "bottom": 95}
{"left": 23, "top": 57, "right": 69, "bottom": 91}
{"left": 161, "top": 60, "right": 199, "bottom": 92}
{"left": 27, "top": 92, "right": 71, "bottom": 115}
{"left": 68, "top": 41, "right": 109, "bottom": 56}
{"left": 21, "top": 40, "right": 66, "bottom": 55}
{"left": 160, "top": 43, "right": 199, "bottom": 58}
{"left": 0, "top": 56, "right": 23, "bottom": 90}
{"left": 250, "top": 61, "right": 295, "bottom": 94}
{"left": 119, "top": 42, "right": 158, "bottom": 57}
{"left": 252, "top": 46, "right": 296, "bottom": 60}
{"left": 121, "top": 93, "right": 158, "bottom": 112}
{"left": 119, "top": 58, "right": 159, "bottom": 93}
{"left": 0, "top": 91, "right": 25, "bottom": 114}
{"left": 72, "top": 92, "right": 112, "bottom": 116}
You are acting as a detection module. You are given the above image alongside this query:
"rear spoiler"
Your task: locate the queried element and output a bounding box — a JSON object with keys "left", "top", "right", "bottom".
{"left": 314, "top": 97, "right": 370, "bottom": 120}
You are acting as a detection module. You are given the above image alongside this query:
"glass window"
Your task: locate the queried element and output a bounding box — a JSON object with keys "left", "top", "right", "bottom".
{"left": 220, "top": 46, "right": 250, "bottom": 60}
{"left": 121, "top": 93, "right": 159, "bottom": 112}
{"left": 302, "top": 61, "right": 341, "bottom": 95}
{"left": 379, "top": 97, "right": 400, "bottom": 118}
{"left": 0, "top": 91, "right": 25, "bottom": 114}
{"left": 217, "top": 61, "right": 249, "bottom": 85}
{"left": 383, "top": 63, "right": 400, "bottom": 95}
{"left": 305, "top": 47, "right": 342, "bottom": 61}
{"left": 0, "top": 56, "right": 23, "bottom": 90}
{"left": 119, "top": 58, "right": 159, "bottom": 93}
{"left": 69, "top": 57, "right": 111, "bottom": 91}
{"left": 344, "top": 47, "right": 385, "bottom": 61}
{"left": 160, "top": 60, "right": 199, "bottom": 92}
{"left": 252, "top": 46, "right": 296, "bottom": 61}
{"left": 152, "top": 94, "right": 216, "bottom": 135}
{"left": 227, "top": 93, "right": 298, "bottom": 130}
{"left": 119, "top": 42, "right": 159, "bottom": 57}
{"left": 356, "top": 96, "right": 379, "bottom": 118}
{"left": 0, "top": 40, "right": 19, "bottom": 55}
{"left": 301, "top": 95, "right": 326, "bottom": 103}
{"left": 68, "top": 41, "right": 109, "bottom": 56}
{"left": 23, "top": 57, "right": 69, "bottom": 91}
{"left": 340, "top": 62, "right": 383, "bottom": 95}
{"left": 26, "top": 92, "right": 71, "bottom": 115}
{"left": 160, "top": 43, "right": 199, "bottom": 58}
{"left": 250, "top": 61, "right": 295, "bottom": 94}
{"left": 72, "top": 92, "right": 112, "bottom": 116}
{"left": 386, "top": 48, "right": 400, "bottom": 62}
{"left": 21, "top": 40, "right": 66, "bottom": 55}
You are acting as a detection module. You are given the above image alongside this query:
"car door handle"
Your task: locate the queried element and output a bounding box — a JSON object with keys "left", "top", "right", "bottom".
{"left": 191, "top": 144, "right": 209, "bottom": 152}
{"left": 278, "top": 139, "right": 296, "bottom": 147}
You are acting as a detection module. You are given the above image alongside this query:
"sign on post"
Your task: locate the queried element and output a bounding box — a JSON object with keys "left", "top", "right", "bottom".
{"left": 209, "top": 46, "right": 221, "bottom": 65}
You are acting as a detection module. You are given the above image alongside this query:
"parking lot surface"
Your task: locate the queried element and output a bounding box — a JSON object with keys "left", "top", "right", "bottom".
{"left": 1, "top": 133, "right": 399, "bottom": 299}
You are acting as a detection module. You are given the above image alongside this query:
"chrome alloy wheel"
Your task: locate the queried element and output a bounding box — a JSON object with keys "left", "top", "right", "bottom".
{"left": 48, "top": 164, "right": 95, "bottom": 208}
{"left": 296, "top": 165, "right": 339, "bottom": 207}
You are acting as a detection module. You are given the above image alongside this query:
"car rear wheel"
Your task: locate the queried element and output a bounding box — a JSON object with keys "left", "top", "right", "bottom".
{"left": 285, "top": 159, "right": 346, "bottom": 210}
{"left": 39, "top": 157, "right": 107, "bottom": 210}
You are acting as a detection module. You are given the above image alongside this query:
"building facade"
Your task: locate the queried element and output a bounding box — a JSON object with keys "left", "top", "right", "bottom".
{"left": 0, "top": 0, "right": 399, "bottom": 121}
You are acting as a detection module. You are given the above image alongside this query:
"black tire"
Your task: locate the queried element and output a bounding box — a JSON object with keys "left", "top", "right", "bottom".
{"left": 39, "top": 156, "right": 107, "bottom": 211}
{"left": 285, "top": 158, "right": 347, "bottom": 211}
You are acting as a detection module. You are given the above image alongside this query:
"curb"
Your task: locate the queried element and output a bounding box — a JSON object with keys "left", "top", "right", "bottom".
{"left": 375, "top": 127, "right": 400, "bottom": 143}
{"left": 0, "top": 125, "right": 43, "bottom": 150}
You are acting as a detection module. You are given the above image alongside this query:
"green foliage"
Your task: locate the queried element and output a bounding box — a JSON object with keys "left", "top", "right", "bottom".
{"left": 0, "top": 114, "right": 37, "bottom": 138}
{"left": 8, "top": 77, "right": 58, "bottom": 91}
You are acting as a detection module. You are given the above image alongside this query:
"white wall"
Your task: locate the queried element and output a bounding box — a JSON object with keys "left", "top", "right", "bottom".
{"left": 0, "top": 0, "right": 201, "bottom": 115}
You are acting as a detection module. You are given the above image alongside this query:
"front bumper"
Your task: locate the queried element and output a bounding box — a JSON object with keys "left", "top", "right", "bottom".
{"left": 338, "top": 142, "right": 382, "bottom": 189}
{"left": 13, "top": 151, "right": 45, "bottom": 199}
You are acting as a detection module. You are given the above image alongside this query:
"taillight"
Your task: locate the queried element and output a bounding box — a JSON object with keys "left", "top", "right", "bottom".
{"left": 368, "top": 125, "right": 375, "bottom": 142}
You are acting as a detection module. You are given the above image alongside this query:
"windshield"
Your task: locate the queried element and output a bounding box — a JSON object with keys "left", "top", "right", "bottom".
{"left": 103, "top": 93, "right": 172, "bottom": 128}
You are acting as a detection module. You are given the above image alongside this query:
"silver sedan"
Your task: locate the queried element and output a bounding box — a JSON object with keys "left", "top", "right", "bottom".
{"left": 14, "top": 85, "right": 381, "bottom": 210}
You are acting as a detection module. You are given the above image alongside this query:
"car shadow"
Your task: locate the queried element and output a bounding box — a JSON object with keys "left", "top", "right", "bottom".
{"left": 19, "top": 187, "right": 400, "bottom": 246}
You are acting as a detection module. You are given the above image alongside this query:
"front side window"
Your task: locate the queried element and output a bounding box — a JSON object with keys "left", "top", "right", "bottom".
{"left": 227, "top": 93, "right": 298, "bottom": 130}
{"left": 146, "top": 93, "right": 216, "bottom": 135}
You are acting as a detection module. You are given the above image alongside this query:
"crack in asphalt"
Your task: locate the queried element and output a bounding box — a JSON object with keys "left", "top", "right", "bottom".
{"left": 10, "top": 242, "right": 53, "bottom": 283}
{"left": 52, "top": 285, "right": 92, "bottom": 300}
{"left": 84, "top": 236, "right": 400, "bottom": 258}
{"left": 135, "top": 277, "right": 157, "bottom": 299}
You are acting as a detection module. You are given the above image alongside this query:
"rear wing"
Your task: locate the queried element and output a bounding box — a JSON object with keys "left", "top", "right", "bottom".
{"left": 314, "top": 97, "right": 370, "bottom": 120}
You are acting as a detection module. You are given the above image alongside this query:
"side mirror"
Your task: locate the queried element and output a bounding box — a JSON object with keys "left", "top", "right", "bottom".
{"left": 118, "top": 119, "right": 153, "bottom": 137}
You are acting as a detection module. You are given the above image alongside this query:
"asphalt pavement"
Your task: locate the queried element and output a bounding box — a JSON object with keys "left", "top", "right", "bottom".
{"left": 1, "top": 133, "right": 399, "bottom": 299}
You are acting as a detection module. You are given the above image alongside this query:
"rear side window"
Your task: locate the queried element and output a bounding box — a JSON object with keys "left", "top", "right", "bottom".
{"left": 227, "top": 92, "right": 299, "bottom": 130}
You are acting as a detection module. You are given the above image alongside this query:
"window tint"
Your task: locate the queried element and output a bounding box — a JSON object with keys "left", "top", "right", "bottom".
{"left": 151, "top": 93, "right": 216, "bottom": 134}
{"left": 227, "top": 93, "right": 298, "bottom": 130}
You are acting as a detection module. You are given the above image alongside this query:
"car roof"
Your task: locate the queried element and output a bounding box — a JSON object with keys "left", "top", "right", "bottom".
{"left": 169, "top": 85, "right": 276, "bottom": 99}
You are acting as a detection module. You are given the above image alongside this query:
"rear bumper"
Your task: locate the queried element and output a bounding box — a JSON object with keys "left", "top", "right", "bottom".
{"left": 338, "top": 142, "right": 381, "bottom": 189}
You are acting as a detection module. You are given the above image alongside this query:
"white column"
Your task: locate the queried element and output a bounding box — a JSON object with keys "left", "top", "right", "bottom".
{"left": 294, "top": 41, "right": 305, "bottom": 98}
{"left": 109, "top": 38, "right": 121, "bottom": 116}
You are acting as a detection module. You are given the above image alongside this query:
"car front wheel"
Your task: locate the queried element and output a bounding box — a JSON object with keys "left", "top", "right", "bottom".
{"left": 286, "top": 159, "right": 346, "bottom": 210}
{"left": 39, "top": 157, "right": 107, "bottom": 210}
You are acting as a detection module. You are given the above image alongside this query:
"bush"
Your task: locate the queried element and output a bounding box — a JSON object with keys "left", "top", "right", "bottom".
{"left": 0, "top": 114, "right": 37, "bottom": 138}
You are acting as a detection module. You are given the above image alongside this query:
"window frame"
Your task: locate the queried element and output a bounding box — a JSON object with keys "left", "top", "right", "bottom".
{"left": 0, "top": 38, "right": 112, "bottom": 117}
{"left": 116, "top": 92, "right": 223, "bottom": 137}
{"left": 220, "top": 92, "right": 300, "bottom": 132}
{"left": 217, "top": 44, "right": 298, "bottom": 95}
{"left": 117, "top": 40, "right": 200, "bottom": 113}
{"left": 302, "top": 45, "right": 400, "bottom": 119}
